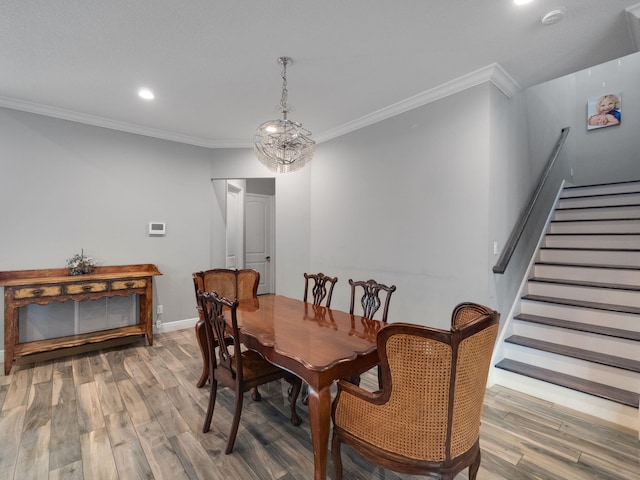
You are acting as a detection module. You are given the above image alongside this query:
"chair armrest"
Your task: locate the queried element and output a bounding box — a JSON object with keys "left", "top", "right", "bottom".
{"left": 336, "top": 379, "right": 386, "bottom": 405}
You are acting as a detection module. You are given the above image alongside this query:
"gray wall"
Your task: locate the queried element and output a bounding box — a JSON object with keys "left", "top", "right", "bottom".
{"left": 573, "top": 53, "right": 640, "bottom": 184}
{"left": 309, "top": 84, "right": 505, "bottom": 327}
{"left": 525, "top": 51, "right": 640, "bottom": 186}
{"left": 0, "top": 108, "right": 213, "bottom": 348}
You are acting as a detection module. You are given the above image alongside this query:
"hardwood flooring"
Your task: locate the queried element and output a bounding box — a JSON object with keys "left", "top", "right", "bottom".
{"left": 0, "top": 328, "right": 638, "bottom": 479}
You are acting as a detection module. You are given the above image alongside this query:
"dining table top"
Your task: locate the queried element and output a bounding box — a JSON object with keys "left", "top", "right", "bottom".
{"left": 234, "top": 294, "right": 382, "bottom": 372}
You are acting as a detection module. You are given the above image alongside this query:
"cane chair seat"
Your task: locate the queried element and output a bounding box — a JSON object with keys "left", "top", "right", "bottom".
{"left": 331, "top": 303, "right": 499, "bottom": 480}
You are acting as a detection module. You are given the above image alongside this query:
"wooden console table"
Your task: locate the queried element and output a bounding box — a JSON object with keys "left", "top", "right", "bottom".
{"left": 0, "top": 264, "right": 161, "bottom": 374}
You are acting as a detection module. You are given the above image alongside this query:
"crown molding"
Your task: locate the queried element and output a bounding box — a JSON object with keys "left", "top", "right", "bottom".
{"left": 315, "top": 63, "right": 520, "bottom": 143}
{"left": 0, "top": 96, "right": 249, "bottom": 148}
{"left": 626, "top": 3, "right": 640, "bottom": 51}
{"left": 0, "top": 62, "right": 520, "bottom": 148}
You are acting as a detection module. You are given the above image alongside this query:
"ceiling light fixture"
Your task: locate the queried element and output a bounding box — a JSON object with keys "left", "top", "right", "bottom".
{"left": 138, "top": 88, "right": 154, "bottom": 100}
{"left": 253, "top": 57, "right": 315, "bottom": 174}
{"left": 514, "top": 0, "right": 533, "bottom": 5}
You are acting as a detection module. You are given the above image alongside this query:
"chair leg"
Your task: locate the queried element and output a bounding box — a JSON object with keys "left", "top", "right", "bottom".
{"left": 469, "top": 449, "right": 481, "bottom": 480}
{"left": 331, "top": 433, "right": 344, "bottom": 480}
{"left": 195, "top": 320, "right": 209, "bottom": 388}
{"left": 202, "top": 379, "right": 217, "bottom": 433}
{"left": 287, "top": 378, "right": 302, "bottom": 426}
{"left": 225, "top": 390, "right": 244, "bottom": 454}
{"left": 251, "top": 387, "right": 261, "bottom": 401}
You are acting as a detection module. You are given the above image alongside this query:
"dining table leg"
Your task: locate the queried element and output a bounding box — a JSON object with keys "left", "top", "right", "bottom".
{"left": 306, "top": 383, "right": 332, "bottom": 480}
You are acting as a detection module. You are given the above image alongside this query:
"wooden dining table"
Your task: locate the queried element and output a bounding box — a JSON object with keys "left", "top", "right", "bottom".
{"left": 231, "top": 295, "right": 383, "bottom": 480}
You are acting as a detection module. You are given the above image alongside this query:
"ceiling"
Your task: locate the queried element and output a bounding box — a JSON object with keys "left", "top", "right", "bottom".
{"left": 2, "top": 1, "right": 639, "bottom": 148}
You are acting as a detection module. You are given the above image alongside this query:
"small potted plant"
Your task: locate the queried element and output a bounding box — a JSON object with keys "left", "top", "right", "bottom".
{"left": 66, "top": 249, "right": 98, "bottom": 275}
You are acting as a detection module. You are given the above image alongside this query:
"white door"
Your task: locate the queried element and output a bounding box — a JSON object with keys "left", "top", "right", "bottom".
{"left": 245, "top": 193, "right": 274, "bottom": 294}
{"left": 225, "top": 184, "right": 243, "bottom": 269}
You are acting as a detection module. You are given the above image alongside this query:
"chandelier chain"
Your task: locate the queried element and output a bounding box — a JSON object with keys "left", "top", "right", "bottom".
{"left": 280, "top": 61, "right": 289, "bottom": 115}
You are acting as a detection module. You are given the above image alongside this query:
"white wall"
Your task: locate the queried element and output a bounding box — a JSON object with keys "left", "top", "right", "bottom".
{"left": 0, "top": 108, "right": 213, "bottom": 348}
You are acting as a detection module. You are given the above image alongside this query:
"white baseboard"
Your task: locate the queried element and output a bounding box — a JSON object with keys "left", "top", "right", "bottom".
{"left": 154, "top": 317, "right": 198, "bottom": 334}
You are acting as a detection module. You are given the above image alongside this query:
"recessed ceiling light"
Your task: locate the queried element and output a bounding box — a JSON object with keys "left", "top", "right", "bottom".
{"left": 541, "top": 8, "right": 566, "bottom": 25}
{"left": 138, "top": 88, "right": 154, "bottom": 100}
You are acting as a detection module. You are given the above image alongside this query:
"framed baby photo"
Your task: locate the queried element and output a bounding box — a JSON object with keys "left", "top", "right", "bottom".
{"left": 587, "top": 92, "right": 621, "bottom": 131}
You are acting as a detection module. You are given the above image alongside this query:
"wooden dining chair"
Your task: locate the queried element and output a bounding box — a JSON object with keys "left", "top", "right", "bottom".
{"left": 197, "top": 290, "right": 302, "bottom": 454}
{"left": 349, "top": 278, "right": 396, "bottom": 388}
{"left": 303, "top": 272, "right": 338, "bottom": 307}
{"left": 348, "top": 278, "right": 396, "bottom": 322}
{"left": 331, "top": 304, "right": 500, "bottom": 480}
{"left": 295, "top": 272, "right": 339, "bottom": 404}
{"left": 193, "top": 268, "right": 259, "bottom": 388}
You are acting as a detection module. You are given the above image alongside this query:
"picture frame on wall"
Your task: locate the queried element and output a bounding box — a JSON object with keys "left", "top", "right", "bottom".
{"left": 587, "top": 92, "right": 621, "bottom": 131}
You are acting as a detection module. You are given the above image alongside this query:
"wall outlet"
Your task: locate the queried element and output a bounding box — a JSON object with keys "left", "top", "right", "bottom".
{"left": 493, "top": 241, "right": 499, "bottom": 255}
{"left": 157, "top": 305, "right": 163, "bottom": 314}
{"left": 156, "top": 319, "right": 162, "bottom": 328}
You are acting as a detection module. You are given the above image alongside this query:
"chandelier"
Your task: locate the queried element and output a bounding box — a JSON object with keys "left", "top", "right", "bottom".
{"left": 254, "top": 57, "right": 315, "bottom": 174}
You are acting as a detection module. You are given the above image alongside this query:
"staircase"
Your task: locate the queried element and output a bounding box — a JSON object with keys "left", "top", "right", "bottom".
{"left": 494, "top": 180, "right": 640, "bottom": 431}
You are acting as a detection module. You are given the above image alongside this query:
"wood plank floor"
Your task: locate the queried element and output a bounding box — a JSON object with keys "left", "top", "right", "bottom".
{"left": 0, "top": 328, "right": 638, "bottom": 480}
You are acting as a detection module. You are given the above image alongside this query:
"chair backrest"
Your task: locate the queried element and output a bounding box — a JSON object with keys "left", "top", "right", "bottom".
{"left": 303, "top": 272, "right": 338, "bottom": 307}
{"left": 193, "top": 268, "right": 259, "bottom": 320}
{"left": 370, "top": 311, "right": 499, "bottom": 462}
{"left": 196, "top": 290, "right": 242, "bottom": 380}
{"left": 450, "top": 301, "right": 495, "bottom": 329}
{"left": 236, "top": 269, "right": 260, "bottom": 300}
{"left": 348, "top": 279, "right": 396, "bottom": 322}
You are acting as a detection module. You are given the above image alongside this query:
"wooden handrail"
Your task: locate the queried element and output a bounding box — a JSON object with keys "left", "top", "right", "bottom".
{"left": 493, "top": 127, "right": 570, "bottom": 274}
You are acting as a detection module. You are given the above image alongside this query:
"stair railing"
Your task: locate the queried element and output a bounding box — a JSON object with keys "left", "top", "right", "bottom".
{"left": 493, "top": 127, "right": 571, "bottom": 274}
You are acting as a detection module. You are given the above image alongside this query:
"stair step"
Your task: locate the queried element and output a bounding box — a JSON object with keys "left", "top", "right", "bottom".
{"left": 549, "top": 218, "right": 640, "bottom": 233}
{"left": 504, "top": 335, "right": 640, "bottom": 373}
{"left": 495, "top": 358, "right": 639, "bottom": 408}
{"left": 558, "top": 191, "right": 640, "bottom": 209}
{"left": 521, "top": 295, "right": 640, "bottom": 331}
{"left": 554, "top": 204, "right": 640, "bottom": 220}
{"left": 527, "top": 278, "right": 640, "bottom": 308}
{"left": 544, "top": 232, "right": 640, "bottom": 249}
{"left": 562, "top": 180, "right": 640, "bottom": 197}
{"left": 530, "top": 276, "right": 640, "bottom": 291}
{"left": 513, "top": 313, "right": 640, "bottom": 341}
{"left": 538, "top": 247, "right": 640, "bottom": 266}
{"left": 534, "top": 262, "right": 640, "bottom": 286}
{"left": 522, "top": 294, "right": 640, "bottom": 316}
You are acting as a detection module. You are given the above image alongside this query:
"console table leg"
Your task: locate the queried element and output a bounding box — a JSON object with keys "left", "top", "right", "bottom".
{"left": 4, "top": 304, "right": 17, "bottom": 375}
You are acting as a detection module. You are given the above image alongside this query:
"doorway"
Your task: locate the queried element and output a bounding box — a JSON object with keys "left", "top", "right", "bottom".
{"left": 212, "top": 178, "right": 276, "bottom": 294}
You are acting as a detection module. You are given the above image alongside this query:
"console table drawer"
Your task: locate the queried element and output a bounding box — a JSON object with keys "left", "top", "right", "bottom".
{"left": 111, "top": 279, "right": 147, "bottom": 290}
{"left": 65, "top": 282, "right": 109, "bottom": 295}
{"left": 13, "top": 285, "right": 63, "bottom": 299}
